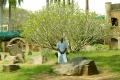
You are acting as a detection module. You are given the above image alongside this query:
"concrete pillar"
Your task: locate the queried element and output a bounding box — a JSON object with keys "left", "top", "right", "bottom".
{"left": 118, "top": 37, "right": 120, "bottom": 49}
{"left": 105, "top": 2, "right": 112, "bottom": 49}
{"left": 105, "top": 2, "right": 111, "bottom": 23}
{"left": 1, "top": 42, "right": 7, "bottom": 52}
{"left": 26, "top": 43, "right": 29, "bottom": 53}
{"left": 85, "top": 0, "right": 89, "bottom": 12}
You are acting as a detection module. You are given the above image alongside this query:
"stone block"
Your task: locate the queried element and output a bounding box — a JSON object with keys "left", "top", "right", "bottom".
{"left": 3, "top": 64, "right": 20, "bottom": 72}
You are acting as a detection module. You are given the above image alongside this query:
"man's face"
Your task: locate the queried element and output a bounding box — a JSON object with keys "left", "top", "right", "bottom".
{"left": 60, "top": 38, "right": 63, "bottom": 42}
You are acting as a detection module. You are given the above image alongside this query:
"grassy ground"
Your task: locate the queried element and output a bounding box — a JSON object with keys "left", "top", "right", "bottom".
{"left": 0, "top": 49, "right": 120, "bottom": 80}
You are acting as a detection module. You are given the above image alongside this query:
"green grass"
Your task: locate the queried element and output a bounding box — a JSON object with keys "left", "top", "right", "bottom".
{"left": 67, "top": 50, "right": 120, "bottom": 78}
{"left": 0, "top": 49, "right": 120, "bottom": 79}
{"left": 0, "top": 65, "right": 54, "bottom": 80}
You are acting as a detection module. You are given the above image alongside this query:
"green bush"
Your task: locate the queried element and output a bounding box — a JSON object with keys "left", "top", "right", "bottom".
{"left": 21, "top": 3, "right": 110, "bottom": 52}
{"left": 93, "top": 44, "right": 109, "bottom": 51}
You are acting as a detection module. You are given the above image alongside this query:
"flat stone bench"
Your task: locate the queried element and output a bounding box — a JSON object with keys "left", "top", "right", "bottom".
{"left": 3, "top": 64, "right": 20, "bottom": 72}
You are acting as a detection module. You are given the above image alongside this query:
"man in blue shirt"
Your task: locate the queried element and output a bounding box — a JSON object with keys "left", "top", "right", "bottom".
{"left": 56, "top": 37, "right": 68, "bottom": 64}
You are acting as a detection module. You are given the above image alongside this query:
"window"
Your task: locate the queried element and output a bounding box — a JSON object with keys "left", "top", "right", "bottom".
{"left": 111, "top": 18, "right": 118, "bottom": 26}
{"left": 111, "top": 38, "right": 118, "bottom": 42}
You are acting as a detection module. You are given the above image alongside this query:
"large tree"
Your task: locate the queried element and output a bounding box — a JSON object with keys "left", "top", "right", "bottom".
{"left": 0, "top": 0, "right": 7, "bottom": 32}
{"left": 3, "top": 8, "right": 30, "bottom": 30}
{"left": 0, "top": 0, "right": 23, "bottom": 32}
{"left": 21, "top": 4, "right": 110, "bottom": 52}
{"left": 46, "top": 0, "right": 49, "bottom": 7}
{"left": 46, "top": 0, "right": 74, "bottom": 6}
{"left": 8, "top": 0, "right": 23, "bottom": 31}
{"left": 0, "top": 0, "right": 3, "bottom": 32}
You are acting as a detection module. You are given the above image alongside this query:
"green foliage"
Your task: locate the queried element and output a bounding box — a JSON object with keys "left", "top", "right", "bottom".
{"left": 0, "top": 65, "right": 54, "bottom": 80}
{"left": 92, "top": 44, "right": 109, "bottom": 51}
{"left": 6, "top": 0, "right": 23, "bottom": 8}
{"left": 3, "top": 8, "right": 31, "bottom": 30}
{"left": 81, "top": 44, "right": 109, "bottom": 51}
{"left": 0, "top": 49, "right": 120, "bottom": 79}
{"left": 67, "top": 50, "right": 120, "bottom": 79}
{"left": 21, "top": 3, "right": 110, "bottom": 52}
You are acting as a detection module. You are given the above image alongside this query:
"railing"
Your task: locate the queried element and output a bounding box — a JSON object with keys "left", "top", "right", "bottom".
{"left": 111, "top": 3, "right": 120, "bottom": 10}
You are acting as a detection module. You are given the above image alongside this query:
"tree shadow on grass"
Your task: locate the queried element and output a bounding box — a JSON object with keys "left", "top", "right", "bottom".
{"left": 87, "top": 54, "right": 120, "bottom": 79}
{"left": 17, "top": 65, "right": 55, "bottom": 80}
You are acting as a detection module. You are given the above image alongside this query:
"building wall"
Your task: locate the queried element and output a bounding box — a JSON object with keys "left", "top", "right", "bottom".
{"left": 105, "top": 2, "right": 120, "bottom": 49}
{"left": 111, "top": 10, "right": 120, "bottom": 26}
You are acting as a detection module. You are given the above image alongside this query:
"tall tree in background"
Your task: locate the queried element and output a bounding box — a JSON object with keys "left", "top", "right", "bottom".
{"left": 54, "top": 0, "right": 57, "bottom": 3}
{"left": 63, "top": 0, "right": 65, "bottom": 6}
{"left": 58, "top": 0, "right": 60, "bottom": 5}
{"left": 8, "top": 0, "right": 23, "bottom": 31}
{"left": 46, "top": 0, "right": 74, "bottom": 6}
{"left": 0, "top": 0, "right": 7, "bottom": 32}
{"left": 50, "top": 0, "right": 53, "bottom": 4}
{"left": 0, "top": 0, "right": 23, "bottom": 32}
{"left": 0, "top": 0, "right": 3, "bottom": 32}
{"left": 46, "top": 0, "right": 49, "bottom": 7}
{"left": 85, "top": 0, "right": 89, "bottom": 13}
{"left": 3, "top": 8, "right": 30, "bottom": 30}
{"left": 67, "top": 0, "right": 70, "bottom": 5}
{"left": 72, "top": 0, "right": 74, "bottom": 6}
{"left": 22, "top": 3, "right": 110, "bottom": 52}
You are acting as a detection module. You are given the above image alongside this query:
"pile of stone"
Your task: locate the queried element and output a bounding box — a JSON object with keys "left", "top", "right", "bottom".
{"left": 1, "top": 44, "right": 48, "bottom": 72}
{"left": 2, "top": 44, "right": 25, "bottom": 72}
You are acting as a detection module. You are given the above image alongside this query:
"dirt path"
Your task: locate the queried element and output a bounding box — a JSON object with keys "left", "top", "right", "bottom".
{"left": 30, "top": 70, "right": 117, "bottom": 80}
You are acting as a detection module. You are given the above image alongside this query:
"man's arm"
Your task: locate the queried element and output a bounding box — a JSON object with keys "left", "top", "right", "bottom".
{"left": 56, "top": 42, "right": 62, "bottom": 54}
{"left": 62, "top": 48, "right": 67, "bottom": 54}
{"left": 62, "top": 42, "right": 67, "bottom": 54}
{"left": 57, "top": 48, "right": 63, "bottom": 54}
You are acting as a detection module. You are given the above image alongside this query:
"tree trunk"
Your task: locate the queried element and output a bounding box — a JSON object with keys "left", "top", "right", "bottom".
{"left": 58, "top": 0, "right": 60, "bottom": 5}
{"left": 9, "top": 4, "right": 12, "bottom": 32}
{"left": 72, "top": 0, "right": 74, "bottom": 12}
{"left": 50, "top": 0, "right": 53, "bottom": 4}
{"left": 0, "top": 0, "right": 3, "bottom": 32}
{"left": 54, "top": 0, "right": 57, "bottom": 3}
{"left": 67, "top": 0, "right": 70, "bottom": 5}
{"left": 85, "top": 0, "right": 89, "bottom": 13}
{"left": 63, "top": 0, "right": 65, "bottom": 6}
{"left": 46, "top": 0, "right": 49, "bottom": 7}
{"left": 72, "top": 0, "right": 74, "bottom": 5}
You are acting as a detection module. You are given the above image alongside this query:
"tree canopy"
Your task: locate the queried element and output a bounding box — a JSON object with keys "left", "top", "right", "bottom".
{"left": 21, "top": 3, "right": 110, "bottom": 52}
{"left": 2, "top": 8, "right": 31, "bottom": 30}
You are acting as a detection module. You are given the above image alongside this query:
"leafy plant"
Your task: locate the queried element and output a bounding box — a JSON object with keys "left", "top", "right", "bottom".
{"left": 21, "top": 3, "right": 111, "bottom": 52}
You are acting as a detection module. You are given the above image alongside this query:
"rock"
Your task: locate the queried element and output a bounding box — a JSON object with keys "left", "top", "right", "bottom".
{"left": 5, "top": 56, "right": 18, "bottom": 64}
{"left": 16, "top": 54, "right": 25, "bottom": 63}
{"left": 52, "top": 57, "right": 98, "bottom": 76}
{"left": 28, "top": 51, "right": 32, "bottom": 55}
{"left": 5, "top": 56, "right": 16, "bottom": 61}
{"left": 7, "top": 44, "right": 25, "bottom": 63}
{"left": 3, "top": 64, "right": 20, "bottom": 72}
{"left": 0, "top": 54, "right": 7, "bottom": 61}
{"left": 30, "top": 55, "right": 47, "bottom": 64}
{"left": 7, "top": 44, "right": 22, "bottom": 56}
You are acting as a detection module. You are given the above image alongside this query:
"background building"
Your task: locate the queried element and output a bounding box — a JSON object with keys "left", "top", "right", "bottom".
{"left": 105, "top": 2, "right": 120, "bottom": 49}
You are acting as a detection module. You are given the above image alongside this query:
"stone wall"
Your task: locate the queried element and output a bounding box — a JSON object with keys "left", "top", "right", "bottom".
{"left": 111, "top": 3, "right": 120, "bottom": 10}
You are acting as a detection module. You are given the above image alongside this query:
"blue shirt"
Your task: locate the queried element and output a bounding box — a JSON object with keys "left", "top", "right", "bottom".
{"left": 56, "top": 41, "right": 67, "bottom": 52}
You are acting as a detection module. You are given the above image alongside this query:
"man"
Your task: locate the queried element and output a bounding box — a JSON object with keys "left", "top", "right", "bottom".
{"left": 56, "top": 37, "right": 68, "bottom": 64}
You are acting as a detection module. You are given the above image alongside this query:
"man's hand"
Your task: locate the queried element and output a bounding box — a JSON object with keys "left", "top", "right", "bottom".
{"left": 61, "top": 52, "right": 64, "bottom": 54}
{"left": 60, "top": 51, "right": 64, "bottom": 54}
